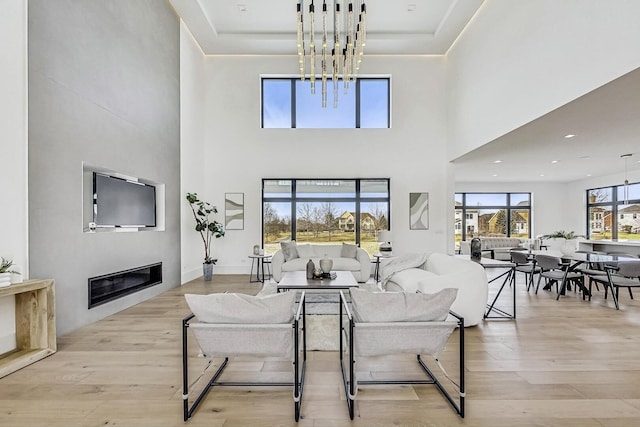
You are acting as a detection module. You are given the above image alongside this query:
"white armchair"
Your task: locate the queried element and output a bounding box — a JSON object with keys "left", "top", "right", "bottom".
{"left": 338, "top": 288, "right": 465, "bottom": 419}
{"left": 182, "top": 291, "right": 306, "bottom": 421}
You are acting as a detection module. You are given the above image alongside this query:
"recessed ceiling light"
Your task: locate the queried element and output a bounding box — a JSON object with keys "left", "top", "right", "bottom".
{"left": 237, "top": 4, "right": 247, "bottom": 12}
{"left": 492, "top": 174, "right": 498, "bottom": 177}
{"left": 580, "top": 156, "right": 590, "bottom": 159}
{"left": 586, "top": 174, "right": 592, "bottom": 177}
{"left": 551, "top": 160, "right": 559, "bottom": 164}
{"left": 564, "top": 134, "right": 575, "bottom": 139}
{"left": 493, "top": 160, "right": 502, "bottom": 164}
{"left": 540, "top": 174, "right": 545, "bottom": 177}
{"left": 407, "top": 4, "right": 417, "bottom": 12}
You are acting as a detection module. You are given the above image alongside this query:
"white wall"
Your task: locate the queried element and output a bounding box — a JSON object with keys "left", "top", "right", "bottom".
{"left": 0, "top": 0, "right": 27, "bottom": 354}
{"left": 179, "top": 54, "right": 452, "bottom": 276}
{"left": 447, "top": 0, "right": 640, "bottom": 160}
{"left": 180, "top": 22, "right": 207, "bottom": 283}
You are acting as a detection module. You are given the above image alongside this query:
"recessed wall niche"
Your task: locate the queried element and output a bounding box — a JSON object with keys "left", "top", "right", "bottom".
{"left": 82, "top": 163, "right": 165, "bottom": 233}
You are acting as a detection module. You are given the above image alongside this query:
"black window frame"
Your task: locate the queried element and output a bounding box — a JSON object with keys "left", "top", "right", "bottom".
{"left": 586, "top": 181, "right": 640, "bottom": 240}
{"left": 261, "top": 77, "right": 391, "bottom": 129}
{"left": 455, "top": 192, "right": 532, "bottom": 242}
{"left": 262, "top": 178, "right": 391, "bottom": 248}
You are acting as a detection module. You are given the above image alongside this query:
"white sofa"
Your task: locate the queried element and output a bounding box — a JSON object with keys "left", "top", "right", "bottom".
{"left": 459, "top": 237, "right": 527, "bottom": 261}
{"left": 271, "top": 242, "right": 371, "bottom": 283}
{"left": 382, "top": 253, "right": 488, "bottom": 326}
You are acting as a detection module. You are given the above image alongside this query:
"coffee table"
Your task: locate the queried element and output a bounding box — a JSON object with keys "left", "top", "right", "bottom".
{"left": 278, "top": 271, "right": 359, "bottom": 351}
{"left": 277, "top": 271, "right": 359, "bottom": 292}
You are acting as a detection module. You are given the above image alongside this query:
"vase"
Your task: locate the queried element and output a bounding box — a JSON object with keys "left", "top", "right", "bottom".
{"left": 0, "top": 272, "right": 11, "bottom": 288}
{"left": 470, "top": 238, "right": 482, "bottom": 262}
{"left": 306, "top": 259, "right": 315, "bottom": 279}
{"left": 253, "top": 245, "right": 260, "bottom": 255}
{"left": 203, "top": 263, "right": 214, "bottom": 282}
{"left": 319, "top": 254, "right": 333, "bottom": 274}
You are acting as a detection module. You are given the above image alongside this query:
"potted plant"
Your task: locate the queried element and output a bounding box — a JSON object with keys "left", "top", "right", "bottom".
{"left": 186, "top": 193, "right": 225, "bottom": 281}
{"left": 540, "top": 230, "right": 584, "bottom": 256}
{"left": 0, "top": 257, "right": 21, "bottom": 287}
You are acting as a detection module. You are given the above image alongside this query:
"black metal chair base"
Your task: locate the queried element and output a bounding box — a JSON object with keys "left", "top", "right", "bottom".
{"left": 182, "top": 306, "right": 306, "bottom": 422}
{"left": 338, "top": 293, "right": 465, "bottom": 420}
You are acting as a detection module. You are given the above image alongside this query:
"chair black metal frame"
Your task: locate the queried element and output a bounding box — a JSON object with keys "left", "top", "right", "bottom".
{"left": 590, "top": 261, "right": 640, "bottom": 310}
{"left": 338, "top": 291, "right": 465, "bottom": 420}
{"left": 182, "top": 292, "right": 307, "bottom": 422}
{"left": 510, "top": 250, "right": 540, "bottom": 292}
{"left": 534, "top": 254, "right": 586, "bottom": 300}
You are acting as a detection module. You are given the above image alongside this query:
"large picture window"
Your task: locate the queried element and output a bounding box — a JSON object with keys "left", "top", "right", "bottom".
{"left": 454, "top": 193, "right": 532, "bottom": 250}
{"left": 263, "top": 179, "right": 390, "bottom": 255}
{"left": 586, "top": 182, "right": 640, "bottom": 240}
{"left": 261, "top": 77, "right": 390, "bottom": 129}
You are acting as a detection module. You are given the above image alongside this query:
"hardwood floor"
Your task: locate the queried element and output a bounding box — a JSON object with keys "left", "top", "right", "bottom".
{"left": 2, "top": 271, "right": 640, "bottom": 426}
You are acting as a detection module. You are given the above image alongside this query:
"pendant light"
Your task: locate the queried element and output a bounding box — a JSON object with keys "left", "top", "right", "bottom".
{"left": 621, "top": 153, "right": 632, "bottom": 205}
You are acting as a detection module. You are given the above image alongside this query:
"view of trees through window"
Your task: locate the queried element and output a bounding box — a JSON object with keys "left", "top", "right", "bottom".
{"left": 263, "top": 179, "right": 390, "bottom": 255}
{"left": 455, "top": 193, "right": 532, "bottom": 251}
{"left": 587, "top": 182, "right": 640, "bottom": 240}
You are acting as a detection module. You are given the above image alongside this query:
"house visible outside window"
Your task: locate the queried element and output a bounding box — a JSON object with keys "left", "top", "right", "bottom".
{"left": 263, "top": 179, "right": 390, "bottom": 255}
{"left": 261, "top": 77, "right": 390, "bottom": 129}
{"left": 454, "top": 193, "right": 532, "bottom": 250}
{"left": 586, "top": 183, "right": 640, "bottom": 240}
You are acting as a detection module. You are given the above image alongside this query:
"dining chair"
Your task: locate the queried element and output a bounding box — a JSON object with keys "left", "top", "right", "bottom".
{"left": 510, "top": 250, "right": 540, "bottom": 291}
{"left": 591, "top": 260, "right": 640, "bottom": 306}
{"left": 534, "top": 254, "right": 586, "bottom": 299}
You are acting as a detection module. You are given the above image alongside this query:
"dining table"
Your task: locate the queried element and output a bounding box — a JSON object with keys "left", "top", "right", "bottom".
{"left": 529, "top": 250, "right": 637, "bottom": 309}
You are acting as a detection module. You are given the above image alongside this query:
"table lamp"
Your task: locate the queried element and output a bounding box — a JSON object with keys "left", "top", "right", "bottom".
{"left": 378, "top": 231, "right": 393, "bottom": 256}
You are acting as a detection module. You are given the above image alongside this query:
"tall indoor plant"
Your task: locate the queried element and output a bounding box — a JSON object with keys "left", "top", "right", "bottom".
{"left": 186, "top": 193, "right": 225, "bottom": 281}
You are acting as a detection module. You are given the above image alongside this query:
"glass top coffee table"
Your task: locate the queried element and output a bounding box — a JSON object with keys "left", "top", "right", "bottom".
{"left": 277, "top": 271, "right": 359, "bottom": 292}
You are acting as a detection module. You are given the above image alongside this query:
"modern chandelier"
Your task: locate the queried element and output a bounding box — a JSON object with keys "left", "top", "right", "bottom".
{"left": 296, "top": 0, "right": 367, "bottom": 108}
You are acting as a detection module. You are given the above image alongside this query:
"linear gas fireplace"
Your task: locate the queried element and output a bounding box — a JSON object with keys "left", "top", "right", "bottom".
{"left": 88, "top": 262, "right": 162, "bottom": 308}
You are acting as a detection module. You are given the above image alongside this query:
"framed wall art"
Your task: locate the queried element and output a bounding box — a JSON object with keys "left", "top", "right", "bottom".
{"left": 409, "top": 192, "right": 429, "bottom": 230}
{"left": 225, "top": 192, "right": 244, "bottom": 230}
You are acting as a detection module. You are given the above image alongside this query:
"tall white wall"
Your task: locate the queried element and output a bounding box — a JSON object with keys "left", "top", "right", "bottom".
{"left": 0, "top": 0, "right": 27, "bottom": 354}
{"left": 447, "top": 0, "right": 640, "bottom": 160}
{"left": 180, "top": 55, "right": 452, "bottom": 277}
{"left": 180, "top": 22, "right": 207, "bottom": 283}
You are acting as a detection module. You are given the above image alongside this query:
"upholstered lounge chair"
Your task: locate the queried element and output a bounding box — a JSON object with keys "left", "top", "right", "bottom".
{"left": 338, "top": 288, "right": 465, "bottom": 420}
{"left": 182, "top": 291, "right": 306, "bottom": 421}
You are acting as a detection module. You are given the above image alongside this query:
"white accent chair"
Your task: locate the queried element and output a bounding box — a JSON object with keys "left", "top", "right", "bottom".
{"left": 182, "top": 291, "right": 306, "bottom": 421}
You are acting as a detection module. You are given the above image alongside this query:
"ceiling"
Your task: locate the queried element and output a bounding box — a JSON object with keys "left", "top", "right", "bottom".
{"left": 452, "top": 67, "right": 640, "bottom": 183}
{"left": 169, "top": 0, "right": 485, "bottom": 55}
{"left": 170, "top": 0, "right": 640, "bottom": 184}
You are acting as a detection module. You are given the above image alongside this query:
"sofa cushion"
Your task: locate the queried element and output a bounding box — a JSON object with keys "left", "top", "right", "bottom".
{"left": 280, "top": 241, "right": 299, "bottom": 261}
{"left": 185, "top": 291, "right": 297, "bottom": 324}
{"left": 341, "top": 243, "right": 358, "bottom": 259}
{"left": 349, "top": 287, "right": 457, "bottom": 323}
{"left": 296, "top": 243, "right": 314, "bottom": 259}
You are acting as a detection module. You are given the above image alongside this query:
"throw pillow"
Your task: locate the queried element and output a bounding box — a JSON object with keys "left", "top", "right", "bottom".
{"left": 349, "top": 287, "right": 457, "bottom": 323}
{"left": 296, "top": 243, "right": 315, "bottom": 259}
{"left": 280, "top": 240, "right": 299, "bottom": 262}
{"left": 185, "top": 291, "right": 297, "bottom": 324}
{"left": 341, "top": 242, "right": 358, "bottom": 259}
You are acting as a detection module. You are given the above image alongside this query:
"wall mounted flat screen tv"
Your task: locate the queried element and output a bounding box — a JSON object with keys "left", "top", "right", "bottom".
{"left": 93, "top": 172, "right": 156, "bottom": 228}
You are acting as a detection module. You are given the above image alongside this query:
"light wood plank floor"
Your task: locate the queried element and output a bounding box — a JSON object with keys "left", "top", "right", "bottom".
{"left": 2, "top": 271, "right": 640, "bottom": 426}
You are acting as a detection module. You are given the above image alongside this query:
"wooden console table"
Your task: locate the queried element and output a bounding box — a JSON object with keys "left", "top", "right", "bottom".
{"left": 0, "top": 279, "right": 56, "bottom": 378}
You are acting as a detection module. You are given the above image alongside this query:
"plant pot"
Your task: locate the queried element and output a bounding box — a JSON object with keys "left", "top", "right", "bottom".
{"left": 0, "top": 272, "right": 11, "bottom": 288}
{"left": 560, "top": 239, "right": 578, "bottom": 256}
{"left": 203, "top": 263, "right": 214, "bottom": 282}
